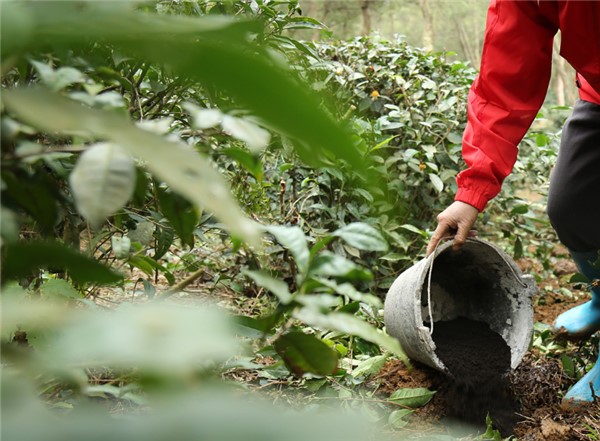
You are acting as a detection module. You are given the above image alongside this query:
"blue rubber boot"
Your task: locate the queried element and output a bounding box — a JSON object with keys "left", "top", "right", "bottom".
{"left": 561, "top": 343, "right": 600, "bottom": 409}
{"left": 553, "top": 250, "right": 600, "bottom": 340}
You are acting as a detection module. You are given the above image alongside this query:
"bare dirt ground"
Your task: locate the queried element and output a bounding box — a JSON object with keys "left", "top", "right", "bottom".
{"left": 93, "top": 248, "right": 599, "bottom": 440}
{"left": 371, "top": 255, "right": 600, "bottom": 440}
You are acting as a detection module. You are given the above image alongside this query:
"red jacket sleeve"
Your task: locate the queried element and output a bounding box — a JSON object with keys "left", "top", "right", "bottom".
{"left": 455, "top": 0, "right": 558, "bottom": 211}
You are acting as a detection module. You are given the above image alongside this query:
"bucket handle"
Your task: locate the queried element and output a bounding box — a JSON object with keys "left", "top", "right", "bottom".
{"left": 424, "top": 237, "right": 529, "bottom": 335}
{"left": 423, "top": 237, "right": 449, "bottom": 336}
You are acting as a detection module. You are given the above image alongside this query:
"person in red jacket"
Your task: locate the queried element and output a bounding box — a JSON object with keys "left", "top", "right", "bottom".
{"left": 427, "top": 0, "right": 600, "bottom": 408}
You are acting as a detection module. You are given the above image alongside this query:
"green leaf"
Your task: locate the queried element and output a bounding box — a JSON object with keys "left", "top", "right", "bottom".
{"left": 186, "top": 102, "right": 270, "bottom": 152}
{"left": 388, "top": 409, "right": 413, "bottom": 429}
{"left": 2, "top": 241, "right": 122, "bottom": 285}
{"left": 83, "top": 384, "right": 146, "bottom": 406}
{"left": 30, "top": 60, "right": 85, "bottom": 92}
{"left": 316, "top": 279, "right": 382, "bottom": 309}
{"left": 513, "top": 237, "right": 523, "bottom": 260}
{"left": 164, "top": 39, "right": 366, "bottom": 173}
{"left": 131, "top": 167, "right": 150, "bottom": 208}
{"left": 222, "top": 147, "right": 263, "bottom": 181}
{"left": 233, "top": 315, "right": 273, "bottom": 339}
{"left": 388, "top": 387, "right": 436, "bottom": 408}
{"left": 4, "top": 3, "right": 368, "bottom": 174}
{"left": 309, "top": 236, "right": 335, "bottom": 259}
{"left": 156, "top": 186, "right": 198, "bottom": 248}
{"left": 0, "top": 207, "right": 19, "bottom": 244}
{"left": 368, "top": 135, "right": 397, "bottom": 154}
{"left": 296, "top": 294, "right": 342, "bottom": 310}
{"left": 400, "top": 224, "right": 427, "bottom": 237}
{"left": 272, "top": 35, "right": 319, "bottom": 60}
{"left": 184, "top": 103, "right": 223, "bottom": 129}
{"left": 127, "top": 255, "right": 175, "bottom": 285}
{"left": 535, "top": 133, "right": 549, "bottom": 147}
{"left": 265, "top": 225, "right": 310, "bottom": 276}
{"left": 283, "top": 16, "right": 326, "bottom": 30}
{"left": 221, "top": 115, "right": 270, "bottom": 151}
{"left": 1, "top": 170, "right": 58, "bottom": 234}
{"left": 142, "top": 279, "right": 156, "bottom": 299}
{"left": 243, "top": 270, "right": 292, "bottom": 304}
{"left": 303, "top": 378, "right": 328, "bottom": 393}
{"left": 428, "top": 173, "right": 444, "bottom": 193}
{"left": 127, "top": 255, "right": 155, "bottom": 276}
{"left": 49, "top": 303, "right": 238, "bottom": 373}
{"left": 293, "top": 308, "right": 409, "bottom": 365}
{"left": 2, "top": 2, "right": 257, "bottom": 59}
{"left": 352, "top": 355, "right": 388, "bottom": 378}
{"left": 40, "top": 278, "right": 83, "bottom": 300}
{"left": 570, "top": 273, "right": 590, "bottom": 284}
{"left": 0, "top": 292, "right": 70, "bottom": 338}
{"left": 273, "top": 331, "right": 338, "bottom": 377}
{"left": 333, "top": 222, "right": 388, "bottom": 252}
{"left": 479, "top": 414, "right": 503, "bottom": 440}
{"left": 446, "top": 131, "right": 463, "bottom": 145}
{"left": 510, "top": 204, "right": 529, "bottom": 215}
{"left": 235, "top": 308, "right": 286, "bottom": 335}
{"left": 338, "top": 301, "right": 360, "bottom": 313}
{"left": 111, "top": 236, "right": 131, "bottom": 259}
{"left": 309, "top": 252, "right": 373, "bottom": 281}
{"left": 154, "top": 224, "right": 175, "bottom": 260}
{"left": 2, "top": 88, "right": 259, "bottom": 246}
{"left": 380, "top": 253, "right": 408, "bottom": 262}
{"left": 561, "top": 354, "right": 575, "bottom": 378}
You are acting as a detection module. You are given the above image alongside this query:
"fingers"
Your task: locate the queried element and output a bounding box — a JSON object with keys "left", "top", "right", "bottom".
{"left": 426, "top": 239, "right": 439, "bottom": 257}
{"left": 427, "top": 223, "right": 450, "bottom": 256}
{"left": 426, "top": 234, "right": 439, "bottom": 256}
{"left": 427, "top": 202, "right": 479, "bottom": 256}
{"left": 452, "top": 223, "right": 469, "bottom": 250}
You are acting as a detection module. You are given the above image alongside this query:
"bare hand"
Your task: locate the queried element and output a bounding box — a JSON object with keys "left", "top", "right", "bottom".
{"left": 427, "top": 201, "right": 479, "bottom": 256}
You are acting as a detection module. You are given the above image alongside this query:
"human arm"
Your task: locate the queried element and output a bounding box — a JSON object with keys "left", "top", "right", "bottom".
{"left": 427, "top": 0, "right": 558, "bottom": 254}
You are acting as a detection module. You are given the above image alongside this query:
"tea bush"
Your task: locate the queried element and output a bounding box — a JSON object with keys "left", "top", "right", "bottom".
{"left": 1, "top": 2, "right": 562, "bottom": 439}
{"left": 299, "top": 35, "right": 559, "bottom": 273}
{"left": 1, "top": 3, "right": 409, "bottom": 439}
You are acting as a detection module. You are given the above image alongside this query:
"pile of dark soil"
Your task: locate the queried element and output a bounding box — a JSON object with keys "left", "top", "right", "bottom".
{"left": 373, "top": 251, "right": 600, "bottom": 440}
{"left": 511, "top": 352, "right": 600, "bottom": 440}
{"left": 431, "top": 317, "right": 520, "bottom": 437}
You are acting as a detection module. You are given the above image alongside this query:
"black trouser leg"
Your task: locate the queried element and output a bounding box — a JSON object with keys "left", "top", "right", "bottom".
{"left": 547, "top": 99, "right": 600, "bottom": 252}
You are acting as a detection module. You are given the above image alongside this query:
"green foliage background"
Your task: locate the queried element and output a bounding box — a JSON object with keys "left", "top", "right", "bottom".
{"left": 1, "top": 1, "right": 562, "bottom": 439}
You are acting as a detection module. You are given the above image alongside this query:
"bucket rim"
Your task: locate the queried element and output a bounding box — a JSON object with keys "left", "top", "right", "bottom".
{"left": 430, "top": 237, "right": 531, "bottom": 291}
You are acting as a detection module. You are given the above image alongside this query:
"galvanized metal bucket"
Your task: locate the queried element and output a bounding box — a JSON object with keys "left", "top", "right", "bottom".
{"left": 384, "top": 238, "right": 536, "bottom": 373}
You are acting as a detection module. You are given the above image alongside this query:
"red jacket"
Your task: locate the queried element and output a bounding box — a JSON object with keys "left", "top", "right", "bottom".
{"left": 456, "top": 0, "right": 600, "bottom": 212}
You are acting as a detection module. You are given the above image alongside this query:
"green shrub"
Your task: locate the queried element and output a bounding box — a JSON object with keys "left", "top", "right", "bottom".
{"left": 296, "top": 35, "right": 559, "bottom": 273}
{"left": 257, "top": 35, "right": 479, "bottom": 288}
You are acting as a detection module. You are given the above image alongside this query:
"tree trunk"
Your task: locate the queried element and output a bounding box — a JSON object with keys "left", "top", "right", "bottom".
{"left": 300, "top": 0, "right": 320, "bottom": 40}
{"left": 455, "top": 17, "right": 481, "bottom": 68}
{"left": 360, "top": 0, "right": 375, "bottom": 36}
{"left": 551, "top": 34, "right": 578, "bottom": 106}
{"left": 389, "top": 8, "right": 396, "bottom": 36}
{"left": 418, "top": 0, "right": 434, "bottom": 51}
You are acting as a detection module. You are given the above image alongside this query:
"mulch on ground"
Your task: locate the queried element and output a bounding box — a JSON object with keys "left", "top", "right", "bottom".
{"left": 372, "top": 255, "right": 599, "bottom": 440}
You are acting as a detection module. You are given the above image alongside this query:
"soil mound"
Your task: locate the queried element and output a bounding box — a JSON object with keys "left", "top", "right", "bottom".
{"left": 432, "top": 317, "right": 520, "bottom": 436}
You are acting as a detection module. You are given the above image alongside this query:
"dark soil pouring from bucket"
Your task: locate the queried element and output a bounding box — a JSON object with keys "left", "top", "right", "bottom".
{"left": 431, "top": 317, "right": 521, "bottom": 436}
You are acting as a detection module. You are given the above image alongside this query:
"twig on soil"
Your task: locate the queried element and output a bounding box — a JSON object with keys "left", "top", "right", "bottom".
{"left": 311, "top": 395, "right": 415, "bottom": 410}
{"left": 256, "top": 380, "right": 290, "bottom": 390}
{"left": 156, "top": 267, "right": 207, "bottom": 300}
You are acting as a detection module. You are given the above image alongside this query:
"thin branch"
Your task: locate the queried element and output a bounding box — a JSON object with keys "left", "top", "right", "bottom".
{"left": 156, "top": 267, "right": 206, "bottom": 300}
